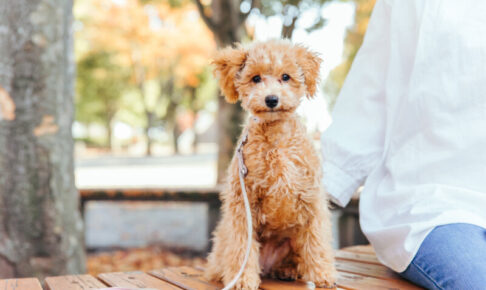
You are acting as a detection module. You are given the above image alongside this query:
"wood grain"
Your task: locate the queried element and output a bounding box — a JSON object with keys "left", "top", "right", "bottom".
{"left": 335, "top": 250, "right": 381, "bottom": 265}
{"left": 153, "top": 267, "right": 329, "bottom": 290}
{"left": 0, "top": 278, "right": 42, "bottom": 290}
{"left": 336, "top": 259, "right": 399, "bottom": 280}
{"left": 341, "top": 245, "right": 375, "bottom": 254}
{"left": 45, "top": 275, "right": 107, "bottom": 290}
{"left": 260, "top": 279, "right": 313, "bottom": 290}
{"left": 150, "top": 267, "right": 219, "bottom": 290}
{"left": 337, "top": 271, "right": 422, "bottom": 290}
{"left": 150, "top": 267, "right": 220, "bottom": 290}
{"left": 25, "top": 244, "right": 424, "bottom": 290}
{"left": 98, "top": 271, "right": 181, "bottom": 289}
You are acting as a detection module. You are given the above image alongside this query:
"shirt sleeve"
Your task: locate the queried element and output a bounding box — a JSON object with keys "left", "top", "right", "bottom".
{"left": 321, "top": 0, "right": 391, "bottom": 207}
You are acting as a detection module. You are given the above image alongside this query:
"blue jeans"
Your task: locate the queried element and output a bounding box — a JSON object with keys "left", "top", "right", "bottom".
{"left": 399, "top": 223, "right": 486, "bottom": 290}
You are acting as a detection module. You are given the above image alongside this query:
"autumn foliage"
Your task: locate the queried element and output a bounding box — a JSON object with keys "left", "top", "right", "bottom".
{"left": 87, "top": 246, "right": 205, "bottom": 275}
{"left": 75, "top": 0, "right": 217, "bottom": 153}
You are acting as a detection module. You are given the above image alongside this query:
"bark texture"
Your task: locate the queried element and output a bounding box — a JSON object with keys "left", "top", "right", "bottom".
{"left": 0, "top": 0, "right": 85, "bottom": 278}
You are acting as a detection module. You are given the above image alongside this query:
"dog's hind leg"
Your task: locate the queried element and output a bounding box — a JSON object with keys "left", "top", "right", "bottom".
{"left": 294, "top": 213, "right": 337, "bottom": 288}
{"left": 204, "top": 224, "right": 225, "bottom": 282}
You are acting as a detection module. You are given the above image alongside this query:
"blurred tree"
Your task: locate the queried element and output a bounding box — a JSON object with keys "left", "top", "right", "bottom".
{"left": 256, "top": 0, "right": 331, "bottom": 38}
{"left": 76, "top": 52, "right": 130, "bottom": 148}
{"left": 0, "top": 0, "right": 85, "bottom": 278}
{"left": 183, "top": 68, "right": 215, "bottom": 152}
{"left": 193, "top": 0, "right": 333, "bottom": 182}
{"left": 324, "top": 0, "right": 376, "bottom": 109}
{"left": 76, "top": 0, "right": 215, "bottom": 155}
{"left": 158, "top": 68, "right": 181, "bottom": 154}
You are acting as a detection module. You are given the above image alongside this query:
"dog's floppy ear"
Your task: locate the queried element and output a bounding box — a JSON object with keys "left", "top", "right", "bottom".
{"left": 212, "top": 46, "right": 247, "bottom": 103}
{"left": 294, "top": 45, "right": 322, "bottom": 98}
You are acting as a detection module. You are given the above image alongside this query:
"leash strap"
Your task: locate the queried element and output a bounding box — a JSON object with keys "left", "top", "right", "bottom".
{"left": 222, "top": 128, "right": 252, "bottom": 290}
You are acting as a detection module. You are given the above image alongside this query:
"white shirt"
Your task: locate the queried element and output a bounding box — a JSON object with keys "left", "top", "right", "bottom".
{"left": 321, "top": 0, "right": 486, "bottom": 272}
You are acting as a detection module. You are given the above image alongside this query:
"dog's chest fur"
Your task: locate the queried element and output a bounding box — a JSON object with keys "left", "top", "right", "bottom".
{"left": 242, "top": 117, "right": 321, "bottom": 231}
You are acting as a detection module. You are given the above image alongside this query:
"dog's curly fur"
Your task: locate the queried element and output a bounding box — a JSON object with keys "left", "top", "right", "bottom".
{"left": 205, "top": 40, "right": 337, "bottom": 289}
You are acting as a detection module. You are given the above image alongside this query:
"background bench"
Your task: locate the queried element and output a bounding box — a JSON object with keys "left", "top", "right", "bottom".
{"left": 79, "top": 187, "right": 367, "bottom": 251}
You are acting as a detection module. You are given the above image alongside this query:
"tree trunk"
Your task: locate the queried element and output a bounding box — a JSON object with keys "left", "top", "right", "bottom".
{"left": 171, "top": 122, "right": 180, "bottom": 155}
{"left": 105, "top": 115, "right": 114, "bottom": 150}
{"left": 144, "top": 111, "right": 154, "bottom": 156}
{"left": 193, "top": 0, "right": 247, "bottom": 183}
{"left": 216, "top": 98, "right": 245, "bottom": 183}
{"left": 193, "top": 131, "right": 199, "bottom": 154}
{"left": 164, "top": 86, "right": 178, "bottom": 155}
{"left": 106, "top": 121, "right": 113, "bottom": 149}
{"left": 281, "top": 16, "right": 298, "bottom": 39}
{"left": 186, "top": 87, "right": 200, "bottom": 155}
{"left": 0, "top": 0, "right": 85, "bottom": 278}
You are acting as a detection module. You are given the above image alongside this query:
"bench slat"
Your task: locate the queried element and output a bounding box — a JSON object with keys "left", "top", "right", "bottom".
{"left": 338, "top": 271, "right": 422, "bottom": 290}
{"left": 45, "top": 274, "right": 107, "bottom": 290}
{"left": 150, "top": 266, "right": 220, "bottom": 290}
{"left": 336, "top": 259, "right": 399, "bottom": 280}
{"left": 0, "top": 278, "right": 42, "bottom": 290}
{"left": 151, "top": 267, "right": 317, "bottom": 290}
{"left": 260, "top": 279, "right": 313, "bottom": 290}
{"left": 341, "top": 245, "right": 375, "bottom": 254}
{"left": 335, "top": 250, "right": 381, "bottom": 265}
{"left": 98, "top": 271, "right": 181, "bottom": 289}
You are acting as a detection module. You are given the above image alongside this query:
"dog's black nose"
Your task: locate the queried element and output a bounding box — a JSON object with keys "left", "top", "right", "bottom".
{"left": 265, "top": 95, "right": 279, "bottom": 108}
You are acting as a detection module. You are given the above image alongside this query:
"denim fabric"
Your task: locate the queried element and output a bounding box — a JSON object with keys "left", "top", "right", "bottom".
{"left": 399, "top": 223, "right": 486, "bottom": 290}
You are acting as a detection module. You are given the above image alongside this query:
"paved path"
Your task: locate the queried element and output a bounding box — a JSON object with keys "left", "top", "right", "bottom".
{"left": 75, "top": 154, "right": 217, "bottom": 189}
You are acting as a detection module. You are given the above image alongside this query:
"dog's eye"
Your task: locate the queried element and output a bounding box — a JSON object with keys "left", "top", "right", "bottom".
{"left": 252, "top": 75, "right": 262, "bottom": 83}
{"left": 282, "top": 74, "right": 290, "bottom": 81}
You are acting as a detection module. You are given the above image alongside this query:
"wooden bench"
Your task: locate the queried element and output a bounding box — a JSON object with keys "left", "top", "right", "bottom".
{"left": 0, "top": 245, "right": 421, "bottom": 289}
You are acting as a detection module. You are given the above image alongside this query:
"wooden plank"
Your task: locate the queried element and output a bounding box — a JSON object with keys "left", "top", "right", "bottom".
{"left": 151, "top": 267, "right": 327, "bottom": 290}
{"left": 0, "top": 278, "right": 42, "bottom": 290}
{"left": 150, "top": 267, "right": 220, "bottom": 290}
{"left": 341, "top": 245, "right": 375, "bottom": 254}
{"left": 45, "top": 275, "right": 107, "bottom": 290}
{"left": 98, "top": 271, "right": 181, "bottom": 289}
{"left": 335, "top": 250, "right": 381, "bottom": 265}
{"left": 260, "top": 279, "right": 312, "bottom": 290}
{"left": 337, "top": 271, "right": 422, "bottom": 290}
{"left": 336, "top": 259, "right": 399, "bottom": 280}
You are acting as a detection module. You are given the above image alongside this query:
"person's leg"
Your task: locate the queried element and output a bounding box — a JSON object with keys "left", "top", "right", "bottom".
{"left": 400, "top": 223, "right": 486, "bottom": 290}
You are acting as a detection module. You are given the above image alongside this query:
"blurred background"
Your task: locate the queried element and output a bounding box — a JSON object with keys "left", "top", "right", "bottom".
{"left": 0, "top": 0, "right": 376, "bottom": 279}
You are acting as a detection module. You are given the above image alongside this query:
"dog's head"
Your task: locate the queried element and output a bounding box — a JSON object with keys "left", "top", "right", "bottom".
{"left": 213, "top": 40, "right": 321, "bottom": 122}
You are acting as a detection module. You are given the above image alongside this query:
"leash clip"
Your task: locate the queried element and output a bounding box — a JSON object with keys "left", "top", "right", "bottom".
{"left": 236, "top": 129, "right": 249, "bottom": 178}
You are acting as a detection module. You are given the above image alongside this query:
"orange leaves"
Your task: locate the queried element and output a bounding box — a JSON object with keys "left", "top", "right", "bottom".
{"left": 76, "top": 0, "right": 216, "bottom": 87}
{"left": 87, "top": 246, "right": 206, "bottom": 276}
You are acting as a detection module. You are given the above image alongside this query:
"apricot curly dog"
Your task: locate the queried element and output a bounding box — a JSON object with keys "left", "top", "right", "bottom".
{"left": 205, "top": 40, "right": 337, "bottom": 289}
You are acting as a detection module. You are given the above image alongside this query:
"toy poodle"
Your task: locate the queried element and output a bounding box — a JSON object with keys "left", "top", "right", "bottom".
{"left": 205, "top": 40, "right": 337, "bottom": 289}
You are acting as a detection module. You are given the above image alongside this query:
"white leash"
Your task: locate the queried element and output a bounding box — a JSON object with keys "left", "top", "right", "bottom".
{"left": 222, "top": 129, "right": 253, "bottom": 290}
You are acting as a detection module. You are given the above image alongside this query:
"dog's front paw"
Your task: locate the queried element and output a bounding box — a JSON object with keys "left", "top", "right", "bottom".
{"left": 302, "top": 266, "right": 337, "bottom": 289}
{"left": 224, "top": 272, "right": 261, "bottom": 290}
{"left": 314, "top": 279, "right": 337, "bottom": 289}
{"left": 233, "top": 278, "right": 260, "bottom": 290}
